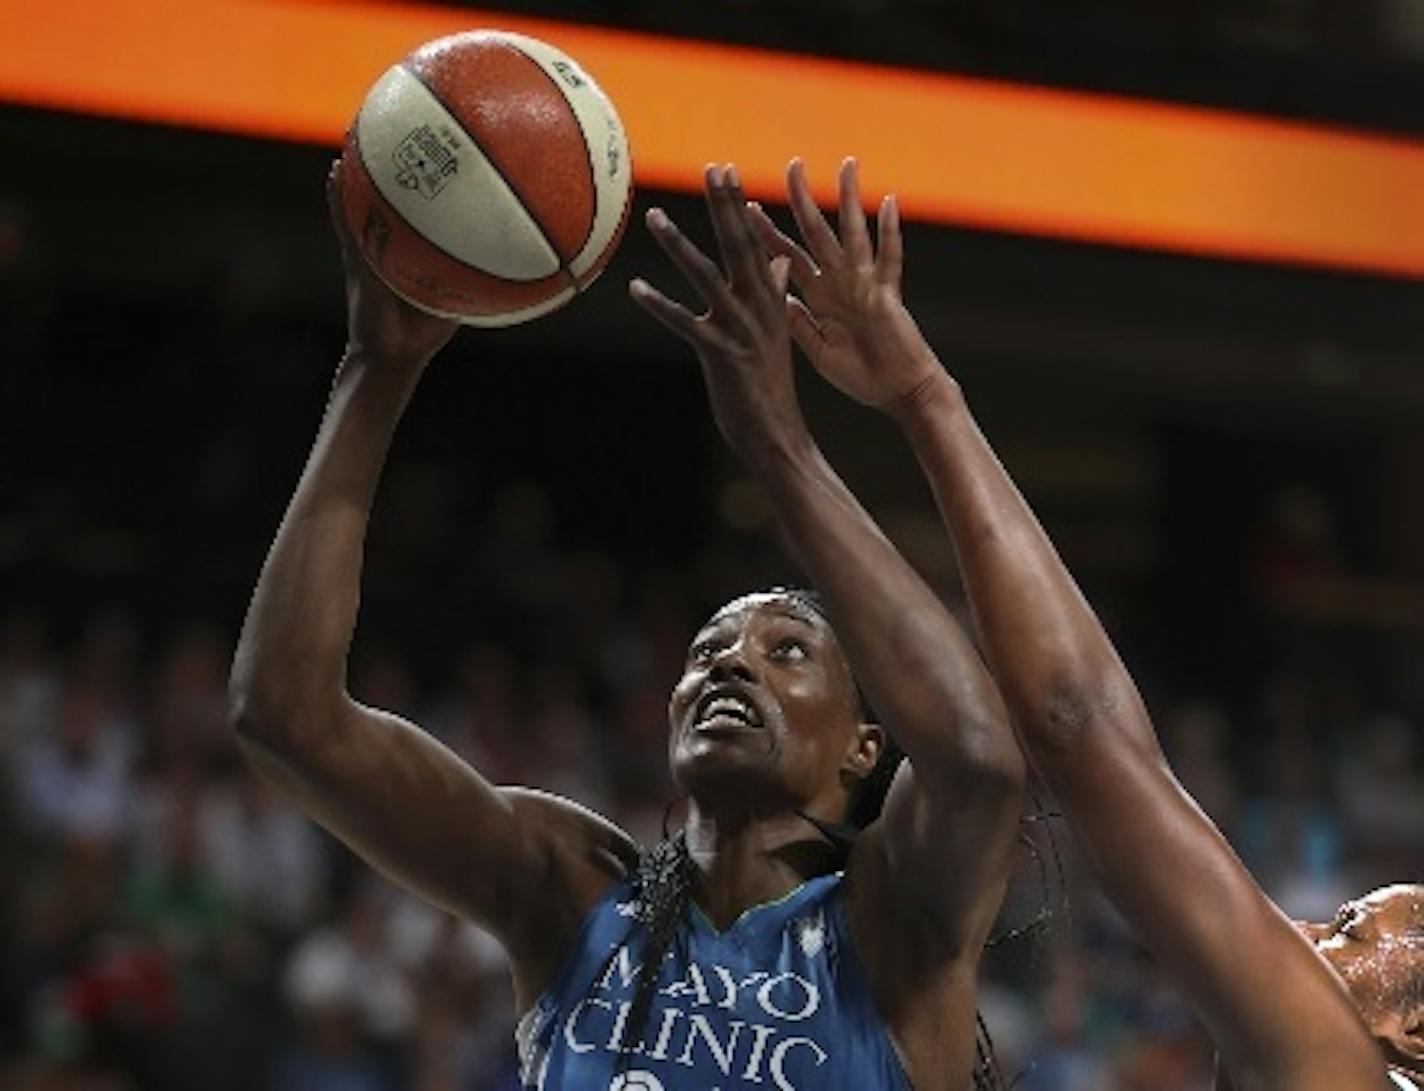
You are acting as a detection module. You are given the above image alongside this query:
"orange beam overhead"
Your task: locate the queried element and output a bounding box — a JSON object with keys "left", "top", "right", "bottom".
{"left": 4, "top": 0, "right": 1423, "bottom": 278}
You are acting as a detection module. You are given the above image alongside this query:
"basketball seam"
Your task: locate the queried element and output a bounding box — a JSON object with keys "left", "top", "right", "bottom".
{"left": 400, "top": 58, "right": 579, "bottom": 292}
{"left": 503, "top": 41, "right": 598, "bottom": 267}
{"left": 576, "top": 183, "right": 633, "bottom": 288}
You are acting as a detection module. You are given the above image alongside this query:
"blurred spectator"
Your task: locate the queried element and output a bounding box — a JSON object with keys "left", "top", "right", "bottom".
{"left": 521, "top": 663, "right": 613, "bottom": 810}
{"left": 1237, "top": 675, "right": 1351, "bottom": 920}
{"left": 0, "top": 614, "right": 57, "bottom": 748}
{"left": 15, "top": 685, "right": 133, "bottom": 843}
{"left": 428, "top": 644, "right": 524, "bottom": 785}
{"left": 1162, "top": 700, "right": 1239, "bottom": 828}
{"left": 285, "top": 886, "right": 416, "bottom": 1047}
{"left": 200, "top": 776, "right": 329, "bottom": 934}
{"left": 270, "top": 1003, "right": 396, "bottom": 1091}
{"left": 142, "top": 628, "right": 231, "bottom": 783}
{"left": 1021, "top": 953, "right": 1111, "bottom": 1091}
{"left": 1337, "top": 714, "right": 1424, "bottom": 878}
{"left": 1249, "top": 485, "right": 1343, "bottom": 604}
{"left": 69, "top": 613, "right": 141, "bottom": 726}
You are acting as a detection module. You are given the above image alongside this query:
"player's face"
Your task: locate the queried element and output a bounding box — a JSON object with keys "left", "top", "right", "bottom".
{"left": 666, "top": 593, "right": 867, "bottom": 815}
{"left": 1300, "top": 884, "right": 1424, "bottom": 1053}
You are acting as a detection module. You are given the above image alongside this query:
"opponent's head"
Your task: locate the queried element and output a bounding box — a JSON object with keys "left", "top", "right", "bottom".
{"left": 1301, "top": 884, "right": 1424, "bottom": 1073}
{"left": 666, "top": 589, "right": 889, "bottom": 828}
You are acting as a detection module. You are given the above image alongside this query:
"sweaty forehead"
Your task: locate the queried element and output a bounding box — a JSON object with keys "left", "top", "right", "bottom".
{"left": 706, "top": 592, "right": 827, "bottom": 633}
{"left": 1363, "top": 884, "right": 1424, "bottom": 922}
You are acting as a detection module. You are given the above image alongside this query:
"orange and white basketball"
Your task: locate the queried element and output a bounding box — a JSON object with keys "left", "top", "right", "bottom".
{"left": 339, "top": 30, "right": 633, "bottom": 326}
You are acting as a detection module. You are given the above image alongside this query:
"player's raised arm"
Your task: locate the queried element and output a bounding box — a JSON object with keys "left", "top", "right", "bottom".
{"left": 761, "top": 157, "right": 1383, "bottom": 1091}
{"left": 630, "top": 165, "right": 1024, "bottom": 968}
{"left": 228, "top": 165, "right": 633, "bottom": 1010}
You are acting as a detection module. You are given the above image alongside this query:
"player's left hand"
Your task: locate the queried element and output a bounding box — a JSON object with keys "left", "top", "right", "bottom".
{"left": 630, "top": 164, "right": 807, "bottom": 464}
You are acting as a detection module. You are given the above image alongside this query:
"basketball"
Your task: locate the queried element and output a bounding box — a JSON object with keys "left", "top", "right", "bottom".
{"left": 338, "top": 30, "right": 633, "bottom": 326}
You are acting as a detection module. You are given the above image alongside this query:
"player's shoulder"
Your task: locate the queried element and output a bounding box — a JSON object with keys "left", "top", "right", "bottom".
{"left": 502, "top": 786, "right": 640, "bottom": 880}
{"left": 494, "top": 788, "right": 637, "bottom": 1010}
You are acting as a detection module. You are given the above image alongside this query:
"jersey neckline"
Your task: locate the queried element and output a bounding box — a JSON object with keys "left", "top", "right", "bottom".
{"left": 687, "top": 870, "right": 842, "bottom": 937}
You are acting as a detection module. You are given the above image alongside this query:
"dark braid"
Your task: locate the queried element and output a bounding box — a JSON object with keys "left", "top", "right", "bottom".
{"left": 989, "top": 791, "right": 1068, "bottom": 951}
{"left": 986, "top": 791, "right": 1069, "bottom": 1090}
{"left": 616, "top": 830, "right": 696, "bottom": 1071}
{"left": 973, "top": 1009, "right": 1008, "bottom": 1091}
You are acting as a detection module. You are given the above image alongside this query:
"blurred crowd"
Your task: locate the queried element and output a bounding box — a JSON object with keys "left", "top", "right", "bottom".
{"left": 1, "top": 562, "right": 1419, "bottom": 1091}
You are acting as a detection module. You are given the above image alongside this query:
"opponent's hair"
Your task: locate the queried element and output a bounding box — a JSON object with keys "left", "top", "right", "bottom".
{"left": 612, "top": 588, "right": 1006, "bottom": 1088}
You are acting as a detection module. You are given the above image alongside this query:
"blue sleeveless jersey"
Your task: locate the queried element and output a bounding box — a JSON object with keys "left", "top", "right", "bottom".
{"left": 516, "top": 872, "right": 912, "bottom": 1091}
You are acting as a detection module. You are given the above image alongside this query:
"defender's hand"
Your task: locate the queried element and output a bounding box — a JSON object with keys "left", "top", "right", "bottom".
{"left": 751, "top": 158, "right": 943, "bottom": 415}
{"left": 326, "top": 161, "right": 459, "bottom": 369}
{"left": 629, "top": 164, "right": 806, "bottom": 463}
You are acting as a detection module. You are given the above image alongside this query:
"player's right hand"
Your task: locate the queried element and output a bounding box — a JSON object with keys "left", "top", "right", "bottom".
{"left": 326, "top": 160, "right": 459, "bottom": 369}
{"left": 751, "top": 158, "right": 945, "bottom": 417}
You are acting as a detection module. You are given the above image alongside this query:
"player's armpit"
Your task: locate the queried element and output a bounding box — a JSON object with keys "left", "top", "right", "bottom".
{"left": 234, "top": 699, "right": 634, "bottom": 1007}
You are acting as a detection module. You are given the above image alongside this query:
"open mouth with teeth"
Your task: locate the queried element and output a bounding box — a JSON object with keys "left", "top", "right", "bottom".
{"left": 692, "top": 689, "right": 763, "bottom": 731}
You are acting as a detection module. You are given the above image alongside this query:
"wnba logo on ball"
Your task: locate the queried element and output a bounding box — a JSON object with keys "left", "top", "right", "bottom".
{"left": 392, "top": 125, "right": 460, "bottom": 199}
{"left": 609, "top": 1072, "right": 664, "bottom": 1091}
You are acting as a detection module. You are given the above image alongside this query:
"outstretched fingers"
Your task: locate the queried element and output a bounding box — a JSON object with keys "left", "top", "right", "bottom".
{"left": 747, "top": 202, "right": 826, "bottom": 362}
{"left": 876, "top": 193, "right": 903, "bottom": 290}
{"left": 635, "top": 167, "right": 803, "bottom": 356}
{"left": 707, "top": 164, "right": 777, "bottom": 300}
{"left": 836, "top": 157, "right": 874, "bottom": 270}
{"left": 785, "top": 294, "right": 826, "bottom": 358}
{"left": 747, "top": 202, "right": 820, "bottom": 296}
{"left": 643, "top": 206, "right": 733, "bottom": 313}
{"left": 628, "top": 276, "right": 701, "bottom": 343}
{"left": 787, "top": 158, "right": 843, "bottom": 271}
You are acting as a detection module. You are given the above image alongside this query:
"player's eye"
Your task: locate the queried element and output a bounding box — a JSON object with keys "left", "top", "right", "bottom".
{"left": 1334, "top": 903, "right": 1366, "bottom": 939}
{"left": 690, "top": 639, "right": 723, "bottom": 664}
{"left": 772, "top": 638, "right": 809, "bottom": 662}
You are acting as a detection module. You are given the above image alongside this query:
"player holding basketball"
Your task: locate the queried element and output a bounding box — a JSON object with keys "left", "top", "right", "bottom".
{"left": 229, "top": 161, "right": 1025, "bottom": 1091}
{"left": 747, "top": 155, "right": 1416, "bottom": 1090}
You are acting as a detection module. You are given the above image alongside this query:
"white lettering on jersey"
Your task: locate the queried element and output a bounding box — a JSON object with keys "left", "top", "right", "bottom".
{"left": 769, "top": 1036, "right": 829, "bottom": 1091}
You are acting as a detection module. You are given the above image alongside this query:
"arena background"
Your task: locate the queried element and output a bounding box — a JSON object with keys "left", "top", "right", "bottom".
{"left": 2, "top": 2, "right": 1422, "bottom": 1089}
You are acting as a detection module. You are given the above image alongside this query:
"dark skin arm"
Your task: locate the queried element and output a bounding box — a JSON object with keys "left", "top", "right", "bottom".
{"left": 228, "top": 164, "right": 634, "bottom": 1013}
{"left": 757, "top": 157, "right": 1383, "bottom": 1091}
{"left": 630, "top": 164, "right": 1025, "bottom": 1088}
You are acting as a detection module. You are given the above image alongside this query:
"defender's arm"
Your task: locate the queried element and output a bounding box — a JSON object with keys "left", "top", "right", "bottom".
{"left": 761, "top": 155, "right": 1382, "bottom": 1091}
